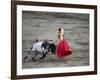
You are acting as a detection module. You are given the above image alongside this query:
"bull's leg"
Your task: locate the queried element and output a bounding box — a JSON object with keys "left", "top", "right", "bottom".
{"left": 23, "top": 50, "right": 31, "bottom": 62}
{"left": 31, "top": 51, "right": 38, "bottom": 61}
{"left": 39, "top": 51, "right": 48, "bottom": 62}
{"left": 23, "top": 46, "right": 33, "bottom": 62}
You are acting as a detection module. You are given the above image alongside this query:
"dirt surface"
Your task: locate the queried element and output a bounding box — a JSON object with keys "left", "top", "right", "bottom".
{"left": 22, "top": 11, "right": 89, "bottom": 69}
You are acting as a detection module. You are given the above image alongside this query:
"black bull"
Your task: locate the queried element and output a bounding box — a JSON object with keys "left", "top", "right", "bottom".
{"left": 23, "top": 40, "right": 56, "bottom": 62}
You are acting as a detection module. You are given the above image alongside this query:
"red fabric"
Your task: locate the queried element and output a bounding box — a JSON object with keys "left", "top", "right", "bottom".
{"left": 56, "top": 38, "right": 72, "bottom": 58}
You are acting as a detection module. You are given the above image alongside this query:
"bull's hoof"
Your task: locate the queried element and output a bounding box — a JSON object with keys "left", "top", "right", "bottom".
{"left": 23, "top": 56, "right": 28, "bottom": 62}
{"left": 32, "top": 57, "right": 36, "bottom": 61}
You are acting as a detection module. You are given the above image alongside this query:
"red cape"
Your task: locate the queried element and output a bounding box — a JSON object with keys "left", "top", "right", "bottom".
{"left": 56, "top": 38, "right": 72, "bottom": 58}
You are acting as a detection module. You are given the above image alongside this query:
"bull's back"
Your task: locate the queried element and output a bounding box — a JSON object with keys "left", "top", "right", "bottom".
{"left": 32, "top": 41, "right": 44, "bottom": 51}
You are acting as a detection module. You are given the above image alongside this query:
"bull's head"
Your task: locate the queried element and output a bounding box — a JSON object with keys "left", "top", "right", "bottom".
{"left": 49, "top": 43, "right": 56, "bottom": 55}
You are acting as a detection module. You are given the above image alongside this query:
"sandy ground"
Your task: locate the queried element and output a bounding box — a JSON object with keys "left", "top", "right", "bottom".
{"left": 22, "top": 11, "right": 89, "bottom": 69}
